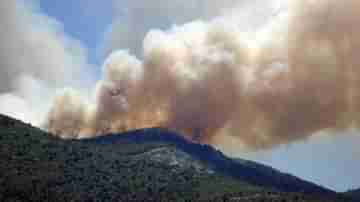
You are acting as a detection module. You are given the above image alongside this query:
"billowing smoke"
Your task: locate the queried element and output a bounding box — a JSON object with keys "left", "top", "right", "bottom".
{"left": 45, "top": 0, "right": 360, "bottom": 151}
{"left": 102, "top": 0, "right": 280, "bottom": 57}
{"left": 0, "top": 0, "right": 94, "bottom": 125}
{"left": 3, "top": 0, "right": 360, "bottom": 151}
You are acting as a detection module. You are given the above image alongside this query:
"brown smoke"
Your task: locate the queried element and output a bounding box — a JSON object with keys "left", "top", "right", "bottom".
{"left": 46, "top": 0, "right": 360, "bottom": 151}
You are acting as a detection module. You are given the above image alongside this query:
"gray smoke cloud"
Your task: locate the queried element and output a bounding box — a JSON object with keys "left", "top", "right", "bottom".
{"left": 0, "top": 0, "right": 95, "bottom": 125}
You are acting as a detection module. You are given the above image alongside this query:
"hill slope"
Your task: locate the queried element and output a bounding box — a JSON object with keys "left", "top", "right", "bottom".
{"left": 0, "top": 114, "right": 352, "bottom": 201}
{"left": 346, "top": 189, "right": 360, "bottom": 201}
{"left": 86, "top": 128, "right": 335, "bottom": 195}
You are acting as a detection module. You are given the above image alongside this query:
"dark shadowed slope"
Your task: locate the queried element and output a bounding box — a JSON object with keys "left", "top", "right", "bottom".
{"left": 345, "top": 189, "right": 360, "bottom": 200}
{"left": 0, "top": 114, "right": 352, "bottom": 202}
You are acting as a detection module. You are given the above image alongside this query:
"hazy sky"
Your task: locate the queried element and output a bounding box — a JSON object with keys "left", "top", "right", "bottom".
{"left": 35, "top": 0, "right": 360, "bottom": 192}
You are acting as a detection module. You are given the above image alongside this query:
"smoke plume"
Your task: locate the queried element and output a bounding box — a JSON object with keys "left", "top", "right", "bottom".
{"left": 45, "top": 0, "right": 360, "bottom": 151}
{"left": 3, "top": 0, "right": 360, "bottom": 151}
{"left": 0, "top": 0, "right": 94, "bottom": 125}
{"left": 102, "top": 0, "right": 279, "bottom": 57}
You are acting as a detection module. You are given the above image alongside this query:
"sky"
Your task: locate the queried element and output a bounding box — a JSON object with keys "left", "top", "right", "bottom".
{"left": 6, "top": 0, "right": 360, "bottom": 192}
{"left": 40, "top": 0, "right": 113, "bottom": 64}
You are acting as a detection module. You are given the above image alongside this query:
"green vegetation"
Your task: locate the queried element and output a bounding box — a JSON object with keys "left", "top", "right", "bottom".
{"left": 0, "top": 114, "right": 353, "bottom": 201}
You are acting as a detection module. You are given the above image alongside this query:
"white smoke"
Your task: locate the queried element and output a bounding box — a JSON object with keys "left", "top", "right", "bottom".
{"left": 101, "top": 0, "right": 284, "bottom": 57}
{"left": 0, "top": 0, "right": 95, "bottom": 126}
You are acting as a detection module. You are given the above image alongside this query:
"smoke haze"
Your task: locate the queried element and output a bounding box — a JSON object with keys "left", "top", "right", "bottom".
{"left": 3, "top": 0, "right": 360, "bottom": 152}
{"left": 0, "top": 0, "right": 95, "bottom": 125}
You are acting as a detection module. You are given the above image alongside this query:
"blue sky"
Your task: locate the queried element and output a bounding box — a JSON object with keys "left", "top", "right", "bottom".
{"left": 40, "top": 0, "right": 113, "bottom": 64}
{"left": 38, "top": 0, "right": 360, "bottom": 192}
{"left": 248, "top": 132, "right": 360, "bottom": 192}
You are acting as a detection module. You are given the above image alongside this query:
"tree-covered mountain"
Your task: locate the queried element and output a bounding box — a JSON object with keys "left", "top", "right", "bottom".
{"left": 0, "top": 114, "right": 353, "bottom": 201}
{"left": 86, "top": 128, "right": 335, "bottom": 195}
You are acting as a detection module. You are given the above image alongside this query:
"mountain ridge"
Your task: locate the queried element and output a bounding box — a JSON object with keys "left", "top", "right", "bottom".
{"left": 0, "top": 114, "right": 352, "bottom": 201}
{"left": 84, "top": 127, "right": 335, "bottom": 195}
